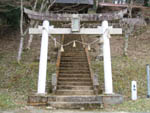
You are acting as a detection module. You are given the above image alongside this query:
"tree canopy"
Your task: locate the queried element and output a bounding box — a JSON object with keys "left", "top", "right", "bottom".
{"left": 0, "top": 0, "right": 36, "bottom": 27}
{"left": 0, "top": 0, "right": 149, "bottom": 28}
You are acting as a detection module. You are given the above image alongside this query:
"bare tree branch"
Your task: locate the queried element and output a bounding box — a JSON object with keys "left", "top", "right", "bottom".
{"left": 26, "top": 0, "right": 48, "bottom": 49}
{"left": 47, "top": 0, "right": 56, "bottom": 11}
{"left": 52, "top": 4, "right": 79, "bottom": 13}
{"left": 33, "top": 0, "right": 38, "bottom": 10}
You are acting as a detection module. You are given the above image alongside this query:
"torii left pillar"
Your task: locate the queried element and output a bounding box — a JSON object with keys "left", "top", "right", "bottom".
{"left": 37, "top": 20, "right": 49, "bottom": 94}
{"left": 102, "top": 21, "right": 113, "bottom": 94}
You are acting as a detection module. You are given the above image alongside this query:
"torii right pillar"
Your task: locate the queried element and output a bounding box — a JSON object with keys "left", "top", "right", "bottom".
{"left": 102, "top": 20, "right": 123, "bottom": 105}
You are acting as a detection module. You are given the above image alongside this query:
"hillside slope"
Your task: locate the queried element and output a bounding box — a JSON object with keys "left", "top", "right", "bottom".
{"left": 0, "top": 24, "right": 150, "bottom": 109}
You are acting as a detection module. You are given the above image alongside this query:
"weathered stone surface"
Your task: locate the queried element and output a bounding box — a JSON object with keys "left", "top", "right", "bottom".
{"left": 27, "top": 94, "right": 124, "bottom": 108}
{"left": 102, "top": 94, "right": 123, "bottom": 105}
{"left": 24, "top": 8, "right": 127, "bottom": 22}
{"left": 48, "top": 102, "right": 101, "bottom": 109}
{"left": 28, "top": 94, "right": 102, "bottom": 109}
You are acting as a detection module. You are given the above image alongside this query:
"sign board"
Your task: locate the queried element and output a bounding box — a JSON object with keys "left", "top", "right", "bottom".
{"left": 131, "top": 81, "right": 137, "bottom": 100}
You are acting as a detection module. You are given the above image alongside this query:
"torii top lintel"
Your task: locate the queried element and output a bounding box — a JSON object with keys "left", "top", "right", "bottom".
{"left": 24, "top": 8, "right": 127, "bottom": 22}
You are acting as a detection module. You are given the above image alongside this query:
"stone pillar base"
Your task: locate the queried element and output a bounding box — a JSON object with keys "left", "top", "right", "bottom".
{"left": 101, "top": 94, "right": 123, "bottom": 105}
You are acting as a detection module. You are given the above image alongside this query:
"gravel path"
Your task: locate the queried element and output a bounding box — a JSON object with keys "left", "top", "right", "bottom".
{"left": 1, "top": 110, "right": 129, "bottom": 113}
{"left": 1, "top": 109, "right": 101, "bottom": 113}
{"left": 0, "top": 107, "right": 129, "bottom": 113}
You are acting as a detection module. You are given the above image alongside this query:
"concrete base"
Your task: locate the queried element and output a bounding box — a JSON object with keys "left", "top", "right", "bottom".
{"left": 101, "top": 94, "right": 123, "bottom": 105}
{"left": 27, "top": 93, "right": 123, "bottom": 108}
{"left": 28, "top": 94, "right": 102, "bottom": 109}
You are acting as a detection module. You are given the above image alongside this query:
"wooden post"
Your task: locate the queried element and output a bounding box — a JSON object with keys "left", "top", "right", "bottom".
{"left": 102, "top": 20, "right": 113, "bottom": 94}
{"left": 37, "top": 20, "right": 49, "bottom": 94}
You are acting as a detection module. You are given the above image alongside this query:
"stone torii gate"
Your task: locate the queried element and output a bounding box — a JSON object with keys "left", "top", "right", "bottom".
{"left": 29, "top": 18, "right": 122, "bottom": 95}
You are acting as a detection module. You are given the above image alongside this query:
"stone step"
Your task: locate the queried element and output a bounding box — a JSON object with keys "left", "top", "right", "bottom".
{"left": 62, "top": 51, "right": 84, "bottom": 53}
{"left": 48, "top": 101, "right": 101, "bottom": 109}
{"left": 56, "top": 90, "right": 94, "bottom": 95}
{"left": 61, "top": 59, "right": 87, "bottom": 62}
{"left": 59, "top": 71, "right": 90, "bottom": 74}
{"left": 58, "top": 81, "right": 92, "bottom": 86}
{"left": 59, "top": 67, "right": 89, "bottom": 70}
{"left": 59, "top": 75, "right": 91, "bottom": 78}
{"left": 60, "top": 62, "right": 88, "bottom": 64}
{"left": 59, "top": 69, "right": 89, "bottom": 71}
{"left": 58, "top": 76, "right": 91, "bottom": 78}
{"left": 61, "top": 61, "right": 87, "bottom": 63}
{"left": 52, "top": 95, "right": 101, "bottom": 102}
{"left": 59, "top": 74, "right": 90, "bottom": 77}
{"left": 60, "top": 66, "right": 89, "bottom": 69}
{"left": 61, "top": 56, "right": 86, "bottom": 58}
{"left": 59, "top": 68, "right": 89, "bottom": 71}
{"left": 61, "top": 57, "right": 86, "bottom": 60}
{"left": 58, "top": 77, "right": 91, "bottom": 82}
{"left": 61, "top": 56, "right": 87, "bottom": 61}
{"left": 28, "top": 95, "right": 102, "bottom": 108}
{"left": 57, "top": 85, "right": 93, "bottom": 90}
{"left": 62, "top": 52, "right": 86, "bottom": 54}
{"left": 61, "top": 53, "right": 86, "bottom": 57}
{"left": 60, "top": 65, "right": 89, "bottom": 68}
{"left": 60, "top": 64, "right": 89, "bottom": 68}
{"left": 60, "top": 63, "right": 88, "bottom": 67}
{"left": 62, "top": 55, "right": 86, "bottom": 57}
{"left": 63, "top": 50, "right": 85, "bottom": 53}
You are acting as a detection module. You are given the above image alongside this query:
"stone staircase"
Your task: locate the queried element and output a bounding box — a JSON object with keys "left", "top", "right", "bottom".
{"left": 28, "top": 35, "right": 101, "bottom": 109}
{"left": 47, "top": 35, "right": 101, "bottom": 108}
{"left": 56, "top": 35, "right": 94, "bottom": 95}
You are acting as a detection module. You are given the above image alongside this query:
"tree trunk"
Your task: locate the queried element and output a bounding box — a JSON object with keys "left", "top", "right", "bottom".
{"left": 124, "top": 33, "right": 129, "bottom": 56}
{"left": 128, "top": 0, "right": 133, "bottom": 18}
{"left": 26, "top": 0, "right": 47, "bottom": 49}
{"left": 17, "top": 0, "right": 24, "bottom": 62}
{"left": 26, "top": 21, "right": 40, "bottom": 49}
{"left": 18, "top": 36, "right": 24, "bottom": 62}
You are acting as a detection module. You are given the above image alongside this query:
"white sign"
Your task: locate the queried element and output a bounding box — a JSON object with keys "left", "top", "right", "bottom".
{"left": 71, "top": 14, "right": 80, "bottom": 32}
{"left": 131, "top": 81, "right": 137, "bottom": 100}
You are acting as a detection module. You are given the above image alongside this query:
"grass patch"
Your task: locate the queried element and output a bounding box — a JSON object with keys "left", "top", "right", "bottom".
{"left": 92, "top": 56, "right": 148, "bottom": 99}
{"left": 0, "top": 48, "right": 56, "bottom": 109}
{"left": 0, "top": 92, "right": 17, "bottom": 110}
{"left": 109, "top": 98, "right": 150, "bottom": 112}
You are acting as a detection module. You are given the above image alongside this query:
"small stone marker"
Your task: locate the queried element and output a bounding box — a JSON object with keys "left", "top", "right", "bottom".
{"left": 131, "top": 81, "right": 137, "bottom": 100}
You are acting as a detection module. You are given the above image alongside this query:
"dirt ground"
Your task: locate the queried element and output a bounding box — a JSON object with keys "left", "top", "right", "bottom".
{"left": 0, "top": 106, "right": 101, "bottom": 113}
{"left": 0, "top": 108, "right": 128, "bottom": 113}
